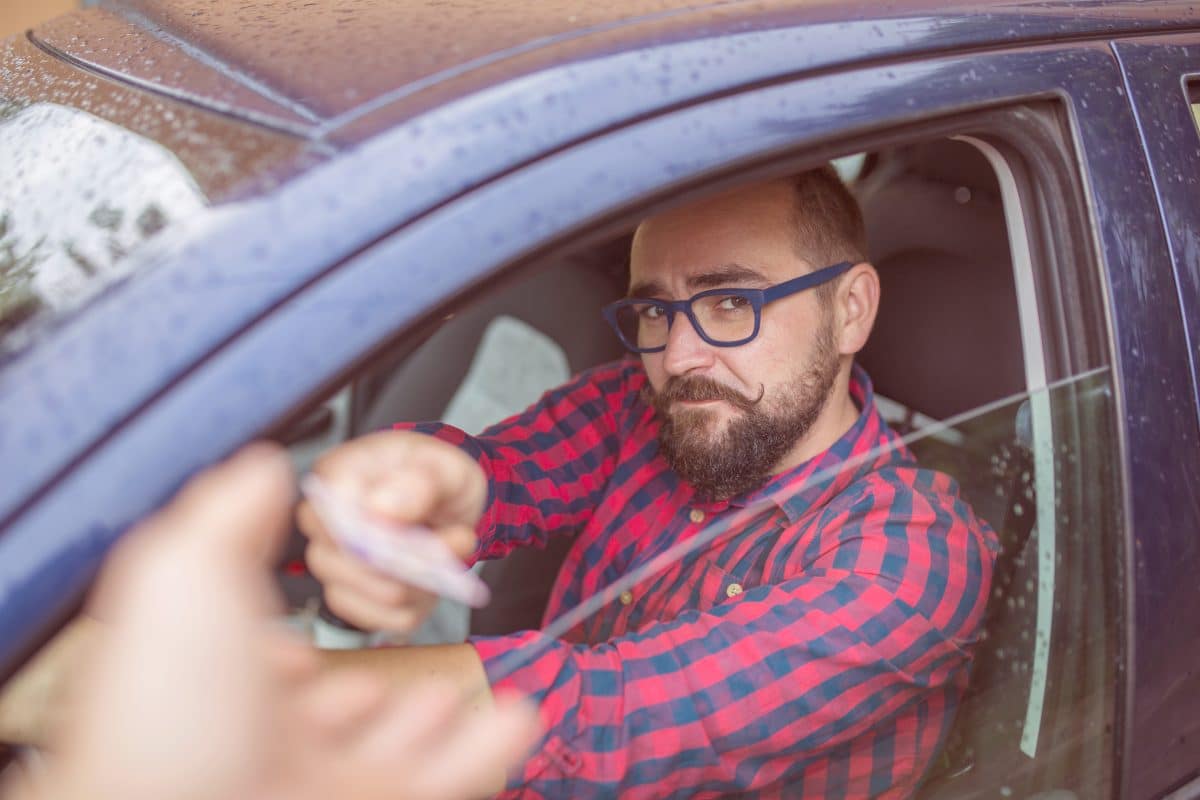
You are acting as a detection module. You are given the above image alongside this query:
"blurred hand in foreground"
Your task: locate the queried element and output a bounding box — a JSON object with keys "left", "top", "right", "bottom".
{"left": 5, "top": 444, "right": 536, "bottom": 800}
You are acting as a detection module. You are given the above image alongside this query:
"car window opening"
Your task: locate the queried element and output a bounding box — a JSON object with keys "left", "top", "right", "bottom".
{"left": 272, "top": 130, "right": 1120, "bottom": 799}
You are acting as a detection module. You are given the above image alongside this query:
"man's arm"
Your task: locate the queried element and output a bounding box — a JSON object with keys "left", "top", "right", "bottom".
{"left": 301, "top": 361, "right": 636, "bottom": 635}
{"left": 316, "top": 643, "right": 492, "bottom": 711}
{"left": 315, "top": 643, "right": 505, "bottom": 796}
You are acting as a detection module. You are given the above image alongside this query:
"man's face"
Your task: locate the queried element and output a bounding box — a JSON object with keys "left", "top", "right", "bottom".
{"left": 629, "top": 181, "right": 845, "bottom": 500}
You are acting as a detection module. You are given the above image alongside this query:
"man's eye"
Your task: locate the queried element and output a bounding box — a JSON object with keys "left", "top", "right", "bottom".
{"left": 715, "top": 295, "right": 750, "bottom": 311}
{"left": 640, "top": 304, "right": 665, "bottom": 321}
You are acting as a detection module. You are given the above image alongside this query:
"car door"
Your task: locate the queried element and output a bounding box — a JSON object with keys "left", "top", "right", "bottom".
{"left": 1109, "top": 32, "right": 1200, "bottom": 800}
{"left": 0, "top": 29, "right": 1180, "bottom": 799}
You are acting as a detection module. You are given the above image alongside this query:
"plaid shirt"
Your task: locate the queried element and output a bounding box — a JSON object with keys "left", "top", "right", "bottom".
{"left": 403, "top": 360, "right": 997, "bottom": 798}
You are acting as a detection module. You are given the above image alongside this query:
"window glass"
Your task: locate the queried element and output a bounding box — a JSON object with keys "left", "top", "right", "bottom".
{"left": 0, "top": 102, "right": 207, "bottom": 356}
{"left": 915, "top": 369, "right": 1120, "bottom": 799}
{"left": 0, "top": 35, "right": 319, "bottom": 358}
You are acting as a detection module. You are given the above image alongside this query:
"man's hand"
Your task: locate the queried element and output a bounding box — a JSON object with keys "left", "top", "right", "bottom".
{"left": 4, "top": 444, "right": 536, "bottom": 800}
{"left": 297, "top": 431, "right": 488, "bottom": 634}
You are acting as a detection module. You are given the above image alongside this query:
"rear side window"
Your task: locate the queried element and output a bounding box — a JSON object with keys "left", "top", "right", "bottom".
{"left": 0, "top": 35, "right": 319, "bottom": 359}
{"left": 0, "top": 102, "right": 207, "bottom": 354}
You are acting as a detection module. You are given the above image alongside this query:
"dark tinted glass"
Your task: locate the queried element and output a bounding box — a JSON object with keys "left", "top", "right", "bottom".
{"left": 915, "top": 369, "right": 1121, "bottom": 799}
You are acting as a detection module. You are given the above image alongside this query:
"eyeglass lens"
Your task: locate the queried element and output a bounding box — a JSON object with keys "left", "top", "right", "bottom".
{"left": 614, "top": 292, "right": 757, "bottom": 350}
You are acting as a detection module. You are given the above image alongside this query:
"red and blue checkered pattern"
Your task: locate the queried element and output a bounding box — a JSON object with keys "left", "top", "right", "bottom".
{"left": 400, "top": 361, "right": 997, "bottom": 798}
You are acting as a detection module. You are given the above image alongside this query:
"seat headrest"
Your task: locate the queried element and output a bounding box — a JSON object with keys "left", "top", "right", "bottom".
{"left": 855, "top": 141, "right": 1025, "bottom": 420}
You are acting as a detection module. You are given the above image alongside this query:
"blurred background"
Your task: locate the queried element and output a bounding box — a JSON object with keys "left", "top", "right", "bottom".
{"left": 1, "top": 1, "right": 86, "bottom": 39}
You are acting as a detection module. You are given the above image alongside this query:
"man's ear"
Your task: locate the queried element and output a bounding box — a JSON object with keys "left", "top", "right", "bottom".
{"left": 836, "top": 262, "right": 880, "bottom": 356}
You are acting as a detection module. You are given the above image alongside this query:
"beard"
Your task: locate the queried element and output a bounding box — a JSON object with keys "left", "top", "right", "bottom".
{"left": 647, "top": 317, "right": 841, "bottom": 502}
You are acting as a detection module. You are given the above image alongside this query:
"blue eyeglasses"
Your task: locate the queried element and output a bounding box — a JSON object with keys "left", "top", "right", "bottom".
{"left": 602, "top": 261, "right": 852, "bottom": 354}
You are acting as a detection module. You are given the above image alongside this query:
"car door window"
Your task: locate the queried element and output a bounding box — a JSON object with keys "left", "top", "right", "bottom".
{"left": 273, "top": 129, "right": 1123, "bottom": 798}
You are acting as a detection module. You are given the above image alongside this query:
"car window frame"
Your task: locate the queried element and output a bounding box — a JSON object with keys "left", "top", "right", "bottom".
{"left": 1112, "top": 36, "right": 1200, "bottom": 421}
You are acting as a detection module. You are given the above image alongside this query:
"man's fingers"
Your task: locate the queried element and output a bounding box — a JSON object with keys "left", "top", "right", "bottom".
{"left": 399, "top": 442, "right": 489, "bottom": 528}
{"left": 361, "top": 467, "right": 440, "bottom": 526}
{"left": 304, "top": 541, "right": 433, "bottom": 611}
{"left": 312, "top": 431, "right": 487, "bottom": 530}
{"left": 302, "top": 498, "right": 476, "bottom": 569}
{"left": 439, "top": 524, "right": 478, "bottom": 562}
{"left": 295, "top": 500, "right": 333, "bottom": 546}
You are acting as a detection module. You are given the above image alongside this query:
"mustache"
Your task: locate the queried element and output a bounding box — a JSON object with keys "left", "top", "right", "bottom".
{"left": 649, "top": 376, "right": 766, "bottom": 413}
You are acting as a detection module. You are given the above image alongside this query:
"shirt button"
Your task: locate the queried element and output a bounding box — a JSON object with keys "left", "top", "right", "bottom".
{"left": 689, "top": 508, "right": 706, "bottom": 524}
{"left": 725, "top": 583, "right": 744, "bottom": 598}
{"left": 619, "top": 590, "right": 634, "bottom": 606}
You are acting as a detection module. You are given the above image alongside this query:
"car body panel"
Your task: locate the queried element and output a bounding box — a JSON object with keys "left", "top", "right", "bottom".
{"left": 29, "top": 6, "right": 318, "bottom": 135}
{"left": 3, "top": 2, "right": 1200, "bottom": 796}
{"left": 1111, "top": 33, "right": 1200, "bottom": 797}
{"left": 29, "top": 1, "right": 1200, "bottom": 142}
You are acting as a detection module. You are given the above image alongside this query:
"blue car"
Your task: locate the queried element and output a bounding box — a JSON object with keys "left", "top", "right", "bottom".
{"left": 2, "top": 1, "right": 1199, "bottom": 797}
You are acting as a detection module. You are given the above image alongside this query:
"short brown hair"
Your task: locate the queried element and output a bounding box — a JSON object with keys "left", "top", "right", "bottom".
{"left": 788, "top": 165, "right": 867, "bottom": 305}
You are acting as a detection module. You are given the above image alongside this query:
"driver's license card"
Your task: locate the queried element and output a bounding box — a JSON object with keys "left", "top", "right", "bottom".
{"left": 300, "top": 475, "right": 490, "bottom": 608}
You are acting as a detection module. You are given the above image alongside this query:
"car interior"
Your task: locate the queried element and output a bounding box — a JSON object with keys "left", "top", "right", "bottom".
{"left": 276, "top": 135, "right": 1096, "bottom": 797}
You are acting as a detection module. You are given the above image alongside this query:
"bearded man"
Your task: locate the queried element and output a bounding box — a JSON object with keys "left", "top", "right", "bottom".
{"left": 300, "top": 166, "right": 998, "bottom": 799}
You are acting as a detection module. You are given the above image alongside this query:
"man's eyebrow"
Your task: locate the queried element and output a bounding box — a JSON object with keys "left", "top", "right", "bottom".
{"left": 687, "top": 264, "right": 770, "bottom": 291}
{"left": 627, "top": 264, "right": 770, "bottom": 299}
{"left": 627, "top": 279, "right": 665, "bottom": 299}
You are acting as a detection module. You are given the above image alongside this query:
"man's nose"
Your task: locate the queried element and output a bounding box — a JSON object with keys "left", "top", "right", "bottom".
{"left": 661, "top": 311, "right": 716, "bottom": 376}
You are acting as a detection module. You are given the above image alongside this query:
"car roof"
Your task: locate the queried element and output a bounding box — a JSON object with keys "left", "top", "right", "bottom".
{"left": 30, "top": 0, "right": 1200, "bottom": 143}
